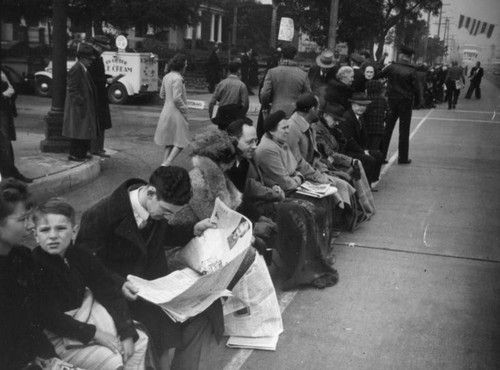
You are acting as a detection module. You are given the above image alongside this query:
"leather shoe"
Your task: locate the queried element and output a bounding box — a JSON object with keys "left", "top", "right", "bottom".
{"left": 68, "top": 155, "right": 86, "bottom": 162}
{"left": 92, "top": 151, "right": 110, "bottom": 158}
{"left": 15, "top": 173, "right": 34, "bottom": 183}
{"left": 398, "top": 159, "right": 412, "bottom": 165}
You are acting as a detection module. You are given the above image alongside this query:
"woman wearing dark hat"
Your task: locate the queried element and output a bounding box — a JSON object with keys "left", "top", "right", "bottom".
{"left": 255, "top": 110, "right": 349, "bottom": 234}
{"left": 340, "top": 93, "right": 385, "bottom": 185}
{"left": 154, "top": 53, "right": 189, "bottom": 167}
{"left": 62, "top": 43, "right": 98, "bottom": 162}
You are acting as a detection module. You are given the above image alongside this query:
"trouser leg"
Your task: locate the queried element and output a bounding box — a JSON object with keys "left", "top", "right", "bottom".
{"left": 170, "top": 313, "right": 214, "bottom": 370}
{"left": 398, "top": 100, "right": 413, "bottom": 162}
{"left": 91, "top": 126, "right": 105, "bottom": 153}
{"left": 69, "top": 139, "right": 90, "bottom": 158}
{"left": 380, "top": 100, "right": 399, "bottom": 159}
{"left": 476, "top": 85, "right": 481, "bottom": 99}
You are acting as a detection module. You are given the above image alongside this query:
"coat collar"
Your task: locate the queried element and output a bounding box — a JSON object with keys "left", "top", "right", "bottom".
{"left": 289, "top": 112, "right": 310, "bottom": 133}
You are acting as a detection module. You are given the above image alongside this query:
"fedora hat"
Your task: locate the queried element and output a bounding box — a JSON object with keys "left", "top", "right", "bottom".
{"left": 316, "top": 49, "right": 337, "bottom": 69}
{"left": 350, "top": 53, "right": 364, "bottom": 65}
{"left": 76, "top": 43, "right": 96, "bottom": 59}
{"left": 348, "top": 92, "right": 372, "bottom": 105}
{"left": 212, "top": 104, "right": 244, "bottom": 130}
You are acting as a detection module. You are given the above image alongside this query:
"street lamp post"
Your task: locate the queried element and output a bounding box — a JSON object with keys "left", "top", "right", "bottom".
{"left": 328, "top": 0, "right": 339, "bottom": 50}
{"left": 40, "top": 0, "right": 69, "bottom": 153}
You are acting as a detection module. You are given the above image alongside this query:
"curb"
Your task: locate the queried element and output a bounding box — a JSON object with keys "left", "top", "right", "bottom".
{"left": 28, "top": 157, "right": 102, "bottom": 200}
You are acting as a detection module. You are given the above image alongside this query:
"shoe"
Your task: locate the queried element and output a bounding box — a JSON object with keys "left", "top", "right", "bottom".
{"left": 398, "top": 159, "right": 412, "bottom": 165}
{"left": 92, "top": 151, "right": 110, "bottom": 158}
{"left": 68, "top": 155, "right": 86, "bottom": 162}
{"left": 15, "top": 173, "right": 33, "bottom": 183}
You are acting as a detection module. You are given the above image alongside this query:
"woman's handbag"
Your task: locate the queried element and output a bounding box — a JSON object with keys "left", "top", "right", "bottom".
{"left": 455, "top": 80, "right": 465, "bottom": 89}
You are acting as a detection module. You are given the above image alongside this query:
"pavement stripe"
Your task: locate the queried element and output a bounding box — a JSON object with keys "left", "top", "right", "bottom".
{"left": 223, "top": 290, "right": 298, "bottom": 370}
{"left": 378, "top": 109, "right": 434, "bottom": 182}
{"left": 421, "top": 117, "right": 500, "bottom": 123}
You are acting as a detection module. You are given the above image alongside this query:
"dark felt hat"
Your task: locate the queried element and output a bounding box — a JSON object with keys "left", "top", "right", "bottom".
{"left": 350, "top": 53, "right": 364, "bottom": 64}
{"left": 295, "top": 93, "right": 317, "bottom": 112}
{"left": 212, "top": 104, "right": 244, "bottom": 130}
{"left": 399, "top": 45, "right": 415, "bottom": 56}
{"left": 348, "top": 92, "right": 372, "bottom": 105}
{"left": 91, "top": 35, "right": 112, "bottom": 49}
{"left": 316, "top": 49, "right": 337, "bottom": 69}
{"left": 263, "top": 110, "right": 287, "bottom": 133}
{"left": 76, "top": 43, "right": 96, "bottom": 59}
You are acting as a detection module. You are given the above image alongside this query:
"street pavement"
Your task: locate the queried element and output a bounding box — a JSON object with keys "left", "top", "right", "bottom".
{"left": 8, "top": 79, "right": 500, "bottom": 369}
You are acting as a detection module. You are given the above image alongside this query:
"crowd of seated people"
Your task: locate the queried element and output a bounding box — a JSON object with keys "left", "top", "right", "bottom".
{"left": 1, "top": 46, "right": 431, "bottom": 370}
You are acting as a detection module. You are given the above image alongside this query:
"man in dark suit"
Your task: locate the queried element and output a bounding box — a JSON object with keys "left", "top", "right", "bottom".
{"left": 377, "top": 45, "right": 418, "bottom": 164}
{"left": 240, "top": 47, "right": 254, "bottom": 95}
{"left": 76, "top": 166, "right": 219, "bottom": 370}
{"left": 89, "top": 35, "right": 114, "bottom": 157}
{"left": 350, "top": 53, "right": 366, "bottom": 93}
{"left": 465, "top": 61, "right": 484, "bottom": 99}
{"left": 340, "top": 93, "right": 384, "bottom": 185}
{"left": 62, "top": 43, "right": 98, "bottom": 161}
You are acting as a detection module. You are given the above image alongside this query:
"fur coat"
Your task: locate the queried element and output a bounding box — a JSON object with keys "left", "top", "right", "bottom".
{"left": 171, "top": 155, "right": 242, "bottom": 225}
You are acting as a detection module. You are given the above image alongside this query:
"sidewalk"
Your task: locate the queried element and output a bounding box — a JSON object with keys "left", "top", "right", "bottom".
{"left": 8, "top": 91, "right": 261, "bottom": 199}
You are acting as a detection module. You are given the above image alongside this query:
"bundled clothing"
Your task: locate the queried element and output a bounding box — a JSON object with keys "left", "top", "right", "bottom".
{"left": 32, "top": 245, "right": 147, "bottom": 370}
{"left": 0, "top": 246, "right": 56, "bottom": 369}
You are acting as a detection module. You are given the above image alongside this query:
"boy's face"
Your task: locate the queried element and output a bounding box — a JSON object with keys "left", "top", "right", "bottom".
{"left": 35, "top": 214, "right": 78, "bottom": 257}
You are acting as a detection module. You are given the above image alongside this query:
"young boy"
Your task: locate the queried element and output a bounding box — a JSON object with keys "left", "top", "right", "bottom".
{"left": 32, "top": 198, "right": 148, "bottom": 370}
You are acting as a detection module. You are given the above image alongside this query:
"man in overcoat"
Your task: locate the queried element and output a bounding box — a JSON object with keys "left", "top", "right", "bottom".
{"left": 260, "top": 43, "right": 311, "bottom": 118}
{"left": 465, "top": 61, "right": 484, "bottom": 99}
{"left": 62, "top": 43, "right": 98, "bottom": 161}
{"left": 75, "top": 166, "right": 220, "bottom": 370}
{"left": 89, "top": 35, "right": 114, "bottom": 157}
{"left": 377, "top": 45, "right": 418, "bottom": 164}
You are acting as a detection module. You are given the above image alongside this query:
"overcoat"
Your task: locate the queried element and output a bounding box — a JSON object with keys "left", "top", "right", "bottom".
{"left": 62, "top": 61, "right": 98, "bottom": 140}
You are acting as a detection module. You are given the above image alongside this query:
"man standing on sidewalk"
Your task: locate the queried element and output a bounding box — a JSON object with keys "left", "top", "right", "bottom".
{"left": 208, "top": 61, "right": 249, "bottom": 126}
{"left": 89, "top": 35, "right": 114, "bottom": 158}
{"left": 378, "top": 45, "right": 418, "bottom": 165}
{"left": 465, "top": 61, "right": 484, "bottom": 99}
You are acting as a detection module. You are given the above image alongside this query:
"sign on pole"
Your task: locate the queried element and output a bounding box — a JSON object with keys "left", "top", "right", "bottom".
{"left": 278, "top": 17, "right": 294, "bottom": 42}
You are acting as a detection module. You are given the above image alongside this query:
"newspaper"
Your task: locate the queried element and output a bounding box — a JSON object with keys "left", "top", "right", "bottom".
{"left": 296, "top": 181, "right": 338, "bottom": 198}
{"left": 127, "top": 198, "right": 252, "bottom": 322}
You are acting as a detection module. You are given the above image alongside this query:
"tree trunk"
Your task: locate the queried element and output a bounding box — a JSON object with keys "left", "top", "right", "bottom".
{"left": 270, "top": 2, "right": 278, "bottom": 48}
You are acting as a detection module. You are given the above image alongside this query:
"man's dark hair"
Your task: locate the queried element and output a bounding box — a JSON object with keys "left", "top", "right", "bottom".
{"left": 281, "top": 43, "right": 297, "bottom": 60}
{"left": 169, "top": 53, "right": 187, "bottom": 72}
{"left": 226, "top": 118, "right": 253, "bottom": 139}
{"left": 295, "top": 93, "right": 318, "bottom": 113}
{"left": 228, "top": 61, "right": 241, "bottom": 74}
{"left": 0, "top": 178, "right": 32, "bottom": 222}
{"left": 148, "top": 166, "right": 192, "bottom": 206}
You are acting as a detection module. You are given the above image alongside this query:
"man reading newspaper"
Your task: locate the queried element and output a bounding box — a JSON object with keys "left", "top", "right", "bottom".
{"left": 76, "top": 166, "right": 222, "bottom": 370}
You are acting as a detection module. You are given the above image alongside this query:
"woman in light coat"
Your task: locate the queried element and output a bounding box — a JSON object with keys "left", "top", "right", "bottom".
{"left": 154, "top": 54, "right": 189, "bottom": 166}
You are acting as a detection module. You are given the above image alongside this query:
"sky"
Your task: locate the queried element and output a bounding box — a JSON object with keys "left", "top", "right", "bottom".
{"left": 257, "top": 0, "right": 500, "bottom": 59}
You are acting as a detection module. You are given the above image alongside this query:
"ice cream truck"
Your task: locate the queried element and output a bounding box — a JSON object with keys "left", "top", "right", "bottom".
{"left": 102, "top": 51, "right": 159, "bottom": 104}
{"left": 34, "top": 50, "right": 158, "bottom": 104}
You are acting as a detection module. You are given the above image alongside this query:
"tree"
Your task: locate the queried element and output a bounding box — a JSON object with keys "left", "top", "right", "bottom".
{"left": 278, "top": 0, "right": 442, "bottom": 61}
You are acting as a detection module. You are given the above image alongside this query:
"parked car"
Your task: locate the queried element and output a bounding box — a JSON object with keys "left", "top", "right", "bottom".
{"left": 34, "top": 51, "right": 159, "bottom": 104}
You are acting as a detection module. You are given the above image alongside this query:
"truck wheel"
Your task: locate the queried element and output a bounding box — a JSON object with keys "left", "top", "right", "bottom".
{"left": 35, "top": 76, "right": 52, "bottom": 97}
{"left": 108, "top": 83, "right": 128, "bottom": 104}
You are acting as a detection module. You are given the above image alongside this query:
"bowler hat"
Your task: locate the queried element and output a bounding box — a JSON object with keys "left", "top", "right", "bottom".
{"left": 350, "top": 53, "right": 364, "bottom": 65}
{"left": 92, "top": 35, "right": 111, "bottom": 49}
{"left": 399, "top": 45, "right": 415, "bottom": 56}
{"left": 316, "top": 49, "right": 337, "bottom": 69}
{"left": 348, "top": 92, "right": 372, "bottom": 105}
{"left": 263, "top": 110, "right": 287, "bottom": 133}
{"left": 76, "top": 43, "right": 96, "bottom": 59}
{"left": 212, "top": 104, "right": 244, "bottom": 130}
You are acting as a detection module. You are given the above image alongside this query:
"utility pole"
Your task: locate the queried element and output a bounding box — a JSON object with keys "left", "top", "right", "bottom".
{"left": 423, "top": 10, "right": 431, "bottom": 62}
{"left": 328, "top": 0, "right": 339, "bottom": 50}
{"left": 270, "top": 0, "right": 278, "bottom": 48}
{"left": 437, "top": 5, "right": 443, "bottom": 39}
{"left": 41, "top": 0, "right": 69, "bottom": 152}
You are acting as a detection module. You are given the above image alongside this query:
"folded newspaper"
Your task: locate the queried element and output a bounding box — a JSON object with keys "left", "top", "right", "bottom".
{"left": 127, "top": 198, "right": 252, "bottom": 322}
{"left": 296, "top": 181, "right": 338, "bottom": 198}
